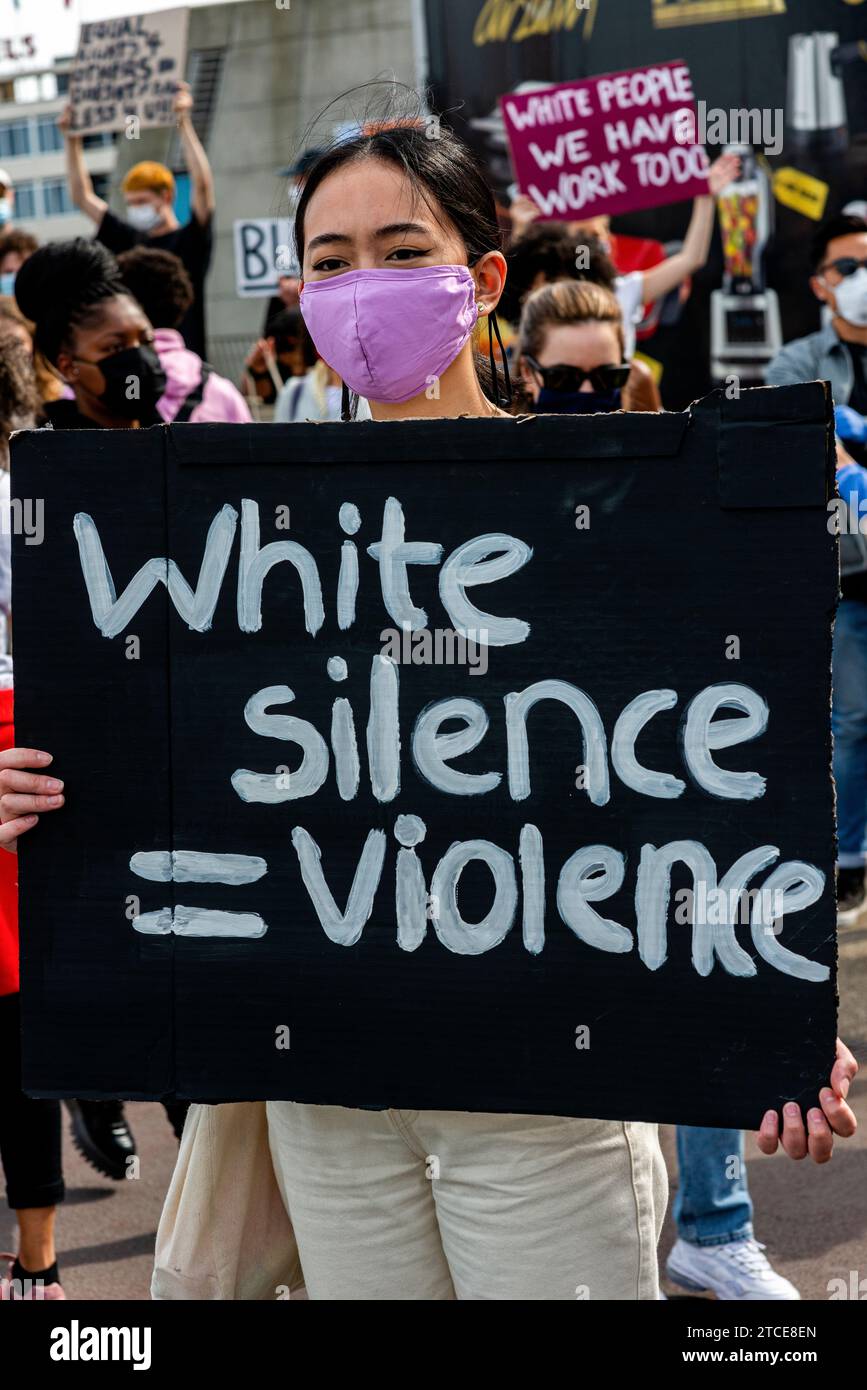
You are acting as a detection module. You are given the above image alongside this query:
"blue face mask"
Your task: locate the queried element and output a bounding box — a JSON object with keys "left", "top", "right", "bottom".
{"left": 534, "top": 386, "right": 622, "bottom": 414}
{"left": 0, "top": 271, "right": 15, "bottom": 296}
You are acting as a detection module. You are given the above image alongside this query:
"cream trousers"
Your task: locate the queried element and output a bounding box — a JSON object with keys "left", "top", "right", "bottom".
{"left": 266, "top": 1103, "right": 668, "bottom": 1300}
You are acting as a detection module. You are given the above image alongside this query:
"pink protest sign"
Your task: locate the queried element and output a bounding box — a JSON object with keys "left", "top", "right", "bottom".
{"left": 500, "top": 61, "right": 709, "bottom": 222}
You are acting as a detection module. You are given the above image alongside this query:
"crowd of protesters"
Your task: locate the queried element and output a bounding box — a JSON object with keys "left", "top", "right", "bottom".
{"left": 0, "top": 83, "right": 859, "bottom": 1302}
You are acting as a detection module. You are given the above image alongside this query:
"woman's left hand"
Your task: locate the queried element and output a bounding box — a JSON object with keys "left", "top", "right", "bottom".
{"left": 757, "top": 1038, "right": 858, "bottom": 1163}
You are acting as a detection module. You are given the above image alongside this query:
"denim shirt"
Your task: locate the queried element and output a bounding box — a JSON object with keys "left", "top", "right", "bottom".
{"left": 765, "top": 322, "right": 854, "bottom": 404}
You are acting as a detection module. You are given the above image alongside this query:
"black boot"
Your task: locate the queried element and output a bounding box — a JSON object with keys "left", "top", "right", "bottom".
{"left": 64, "top": 1099, "right": 137, "bottom": 1181}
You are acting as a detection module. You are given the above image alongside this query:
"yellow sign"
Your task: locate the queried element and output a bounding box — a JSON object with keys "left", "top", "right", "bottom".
{"left": 771, "top": 167, "right": 830, "bottom": 222}
{"left": 473, "top": 0, "right": 596, "bottom": 46}
{"left": 652, "top": 0, "right": 786, "bottom": 27}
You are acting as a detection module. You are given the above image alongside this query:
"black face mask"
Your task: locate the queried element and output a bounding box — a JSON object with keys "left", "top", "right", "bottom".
{"left": 534, "top": 385, "right": 622, "bottom": 415}
{"left": 77, "top": 344, "right": 167, "bottom": 420}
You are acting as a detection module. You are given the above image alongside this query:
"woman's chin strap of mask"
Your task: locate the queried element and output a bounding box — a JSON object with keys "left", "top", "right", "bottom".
{"left": 337, "top": 302, "right": 512, "bottom": 420}
{"left": 487, "top": 309, "right": 512, "bottom": 410}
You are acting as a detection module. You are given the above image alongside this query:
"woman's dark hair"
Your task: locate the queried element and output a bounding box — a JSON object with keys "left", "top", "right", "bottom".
{"left": 14, "top": 238, "right": 129, "bottom": 364}
{"left": 292, "top": 95, "right": 508, "bottom": 413}
{"left": 116, "top": 246, "right": 193, "bottom": 330}
{"left": 0, "top": 228, "right": 38, "bottom": 265}
{"left": 501, "top": 226, "right": 616, "bottom": 324}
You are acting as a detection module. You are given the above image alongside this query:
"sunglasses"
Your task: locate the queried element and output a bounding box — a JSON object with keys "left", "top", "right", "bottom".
{"left": 820, "top": 256, "right": 867, "bottom": 278}
{"left": 524, "top": 357, "right": 631, "bottom": 394}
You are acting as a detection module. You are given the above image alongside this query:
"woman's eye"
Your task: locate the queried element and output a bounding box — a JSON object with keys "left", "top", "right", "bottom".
{"left": 312, "top": 257, "right": 348, "bottom": 272}
{"left": 386, "top": 247, "right": 429, "bottom": 261}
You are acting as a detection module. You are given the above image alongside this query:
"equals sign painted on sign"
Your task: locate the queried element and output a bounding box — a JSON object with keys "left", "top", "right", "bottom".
{"left": 129, "top": 850, "right": 269, "bottom": 938}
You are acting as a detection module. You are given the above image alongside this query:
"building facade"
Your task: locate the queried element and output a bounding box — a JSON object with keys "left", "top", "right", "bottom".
{"left": 0, "top": 61, "right": 116, "bottom": 242}
{"left": 110, "top": 0, "right": 420, "bottom": 375}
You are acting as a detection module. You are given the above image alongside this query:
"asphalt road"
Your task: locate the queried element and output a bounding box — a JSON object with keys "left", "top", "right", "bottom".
{"left": 3, "top": 913, "right": 865, "bottom": 1301}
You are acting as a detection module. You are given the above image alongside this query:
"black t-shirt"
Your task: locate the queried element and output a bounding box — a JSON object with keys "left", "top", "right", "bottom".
{"left": 97, "top": 208, "right": 213, "bottom": 357}
{"left": 842, "top": 342, "right": 867, "bottom": 602}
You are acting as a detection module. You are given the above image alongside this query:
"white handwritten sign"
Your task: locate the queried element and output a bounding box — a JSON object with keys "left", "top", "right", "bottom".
{"left": 233, "top": 218, "right": 300, "bottom": 298}
{"left": 69, "top": 6, "right": 189, "bottom": 137}
{"left": 500, "top": 61, "right": 709, "bottom": 221}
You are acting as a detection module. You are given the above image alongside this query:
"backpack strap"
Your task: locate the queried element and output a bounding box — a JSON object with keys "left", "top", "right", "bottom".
{"left": 174, "top": 363, "right": 214, "bottom": 424}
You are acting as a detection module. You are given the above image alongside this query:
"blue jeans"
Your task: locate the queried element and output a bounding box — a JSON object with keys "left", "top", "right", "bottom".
{"left": 832, "top": 598, "right": 867, "bottom": 867}
{"left": 674, "top": 1127, "right": 753, "bottom": 1247}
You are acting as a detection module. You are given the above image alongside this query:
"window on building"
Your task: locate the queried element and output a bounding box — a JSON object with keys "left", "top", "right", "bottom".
{"left": 0, "top": 81, "right": 14, "bottom": 104}
{"left": 91, "top": 173, "right": 110, "bottom": 201}
{"left": 55, "top": 72, "right": 70, "bottom": 97}
{"left": 0, "top": 120, "right": 31, "bottom": 159}
{"left": 82, "top": 131, "right": 114, "bottom": 149}
{"left": 12, "top": 72, "right": 59, "bottom": 104}
{"left": 42, "top": 179, "right": 73, "bottom": 217}
{"left": 13, "top": 182, "right": 37, "bottom": 220}
{"left": 37, "top": 113, "right": 63, "bottom": 154}
{"left": 13, "top": 75, "right": 39, "bottom": 104}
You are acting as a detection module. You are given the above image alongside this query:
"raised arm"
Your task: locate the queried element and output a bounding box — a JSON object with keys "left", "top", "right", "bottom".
{"left": 174, "top": 82, "right": 215, "bottom": 226}
{"left": 58, "top": 104, "right": 108, "bottom": 224}
{"left": 639, "top": 152, "right": 741, "bottom": 306}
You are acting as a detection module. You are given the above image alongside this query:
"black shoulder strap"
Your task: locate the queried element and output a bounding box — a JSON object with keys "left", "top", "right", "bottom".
{"left": 174, "top": 363, "right": 214, "bottom": 424}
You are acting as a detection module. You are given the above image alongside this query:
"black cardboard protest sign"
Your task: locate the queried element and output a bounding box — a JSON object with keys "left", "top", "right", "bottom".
{"left": 11, "top": 384, "right": 838, "bottom": 1127}
{"left": 69, "top": 6, "right": 189, "bottom": 137}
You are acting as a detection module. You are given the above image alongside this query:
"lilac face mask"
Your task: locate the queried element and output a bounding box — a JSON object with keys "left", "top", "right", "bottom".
{"left": 300, "top": 265, "right": 479, "bottom": 404}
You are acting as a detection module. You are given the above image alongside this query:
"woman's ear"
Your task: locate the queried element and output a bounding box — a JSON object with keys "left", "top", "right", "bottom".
{"left": 55, "top": 350, "right": 76, "bottom": 382}
{"left": 473, "top": 250, "right": 507, "bottom": 316}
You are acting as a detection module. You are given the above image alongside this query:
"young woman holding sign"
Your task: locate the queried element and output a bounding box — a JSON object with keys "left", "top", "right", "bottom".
{"left": 0, "top": 113, "right": 858, "bottom": 1302}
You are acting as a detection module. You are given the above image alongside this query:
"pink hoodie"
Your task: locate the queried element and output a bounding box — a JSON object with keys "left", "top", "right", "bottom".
{"left": 154, "top": 328, "right": 252, "bottom": 425}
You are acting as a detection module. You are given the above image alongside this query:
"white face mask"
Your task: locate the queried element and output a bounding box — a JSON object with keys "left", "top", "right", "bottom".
{"left": 828, "top": 266, "right": 867, "bottom": 328}
{"left": 126, "top": 202, "right": 161, "bottom": 232}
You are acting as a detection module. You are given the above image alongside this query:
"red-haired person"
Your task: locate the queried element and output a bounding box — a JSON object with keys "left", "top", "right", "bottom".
{"left": 59, "top": 82, "right": 215, "bottom": 357}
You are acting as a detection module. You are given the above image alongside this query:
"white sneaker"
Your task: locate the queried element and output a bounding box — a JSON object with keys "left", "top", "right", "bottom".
{"left": 666, "top": 1238, "right": 800, "bottom": 1300}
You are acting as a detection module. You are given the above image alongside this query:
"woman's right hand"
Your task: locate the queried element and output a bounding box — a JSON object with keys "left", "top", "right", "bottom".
{"left": 0, "top": 749, "right": 64, "bottom": 853}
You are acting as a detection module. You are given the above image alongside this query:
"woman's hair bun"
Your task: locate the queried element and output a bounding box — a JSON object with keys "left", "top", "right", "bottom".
{"left": 14, "top": 237, "right": 122, "bottom": 326}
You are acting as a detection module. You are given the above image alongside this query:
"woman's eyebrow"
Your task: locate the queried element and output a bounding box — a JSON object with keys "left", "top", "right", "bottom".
{"left": 375, "top": 221, "right": 431, "bottom": 239}
{"left": 307, "top": 231, "right": 352, "bottom": 252}
{"left": 307, "top": 222, "right": 432, "bottom": 253}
